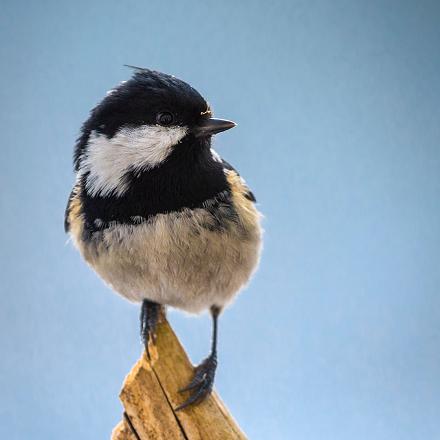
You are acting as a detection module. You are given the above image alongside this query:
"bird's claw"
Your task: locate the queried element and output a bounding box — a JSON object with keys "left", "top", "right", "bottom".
{"left": 176, "top": 355, "right": 217, "bottom": 411}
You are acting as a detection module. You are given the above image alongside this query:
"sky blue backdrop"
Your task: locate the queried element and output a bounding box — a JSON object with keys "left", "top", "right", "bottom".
{"left": 1, "top": 1, "right": 439, "bottom": 439}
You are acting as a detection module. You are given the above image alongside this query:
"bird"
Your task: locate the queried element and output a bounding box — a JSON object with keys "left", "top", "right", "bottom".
{"left": 65, "top": 67, "right": 262, "bottom": 410}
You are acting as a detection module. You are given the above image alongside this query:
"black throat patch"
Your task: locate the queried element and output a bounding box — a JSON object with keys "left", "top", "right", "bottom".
{"left": 79, "top": 137, "right": 233, "bottom": 235}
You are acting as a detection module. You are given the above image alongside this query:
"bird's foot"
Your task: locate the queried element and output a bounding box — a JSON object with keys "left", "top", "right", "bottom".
{"left": 176, "top": 354, "right": 217, "bottom": 411}
{"left": 140, "top": 299, "right": 161, "bottom": 358}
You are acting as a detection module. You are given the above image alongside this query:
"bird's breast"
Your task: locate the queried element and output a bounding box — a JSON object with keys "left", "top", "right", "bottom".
{"left": 67, "top": 173, "right": 262, "bottom": 313}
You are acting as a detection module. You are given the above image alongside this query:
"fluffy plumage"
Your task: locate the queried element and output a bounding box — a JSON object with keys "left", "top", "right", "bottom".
{"left": 65, "top": 68, "right": 262, "bottom": 408}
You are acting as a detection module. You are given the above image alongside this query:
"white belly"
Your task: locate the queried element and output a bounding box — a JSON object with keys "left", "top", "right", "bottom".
{"left": 75, "top": 205, "right": 261, "bottom": 313}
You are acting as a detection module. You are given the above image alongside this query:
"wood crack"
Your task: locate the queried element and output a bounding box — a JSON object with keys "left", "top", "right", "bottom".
{"left": 111, "top": 316, "right": 247, "bottom": 440}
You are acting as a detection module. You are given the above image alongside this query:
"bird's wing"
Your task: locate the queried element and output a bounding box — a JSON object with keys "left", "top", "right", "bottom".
{"left": 221, "top": 159, "right": 256, "bottom": 203}
{"left": 64, "top": 183, "right": 81, "bottom": 233}
{"left": 64, "top": 189, "right": 74, "bottom": 233}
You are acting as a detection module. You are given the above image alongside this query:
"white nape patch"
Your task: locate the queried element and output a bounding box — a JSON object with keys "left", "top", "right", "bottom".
{"left": 210, "top": 148, "right": 222, "bottom": 163}
{"left": 79, "top": 125, "right": 187, "bottom": 197}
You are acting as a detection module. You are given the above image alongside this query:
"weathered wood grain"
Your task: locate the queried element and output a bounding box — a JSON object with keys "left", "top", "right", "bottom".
{"left": 111, "top": 314, "right": 247, "bottom": 439}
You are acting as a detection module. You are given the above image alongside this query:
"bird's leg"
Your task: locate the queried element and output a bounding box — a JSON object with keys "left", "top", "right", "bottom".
{"left": 176, "top": 305, "right": 221, "bottom": 411}
{"left": 140, "top": 299, "right": 161, "bottom": 358}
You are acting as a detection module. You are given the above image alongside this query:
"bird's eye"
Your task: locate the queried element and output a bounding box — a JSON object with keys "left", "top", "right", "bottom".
{"left": 156, "top": 112, "right": 174, "bottom": 126}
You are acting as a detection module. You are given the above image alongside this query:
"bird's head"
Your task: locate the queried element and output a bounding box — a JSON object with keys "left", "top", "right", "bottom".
{"left": 74, "top": 68, "right": 235, "bottom": 197}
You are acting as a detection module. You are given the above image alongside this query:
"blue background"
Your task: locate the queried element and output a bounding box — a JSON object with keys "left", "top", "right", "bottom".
{"left": 1, "top": 1, "right": 439, "bottom": 439}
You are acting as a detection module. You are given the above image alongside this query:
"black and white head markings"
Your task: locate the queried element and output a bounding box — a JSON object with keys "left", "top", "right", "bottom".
{"left": 67, "top": 69, "right": 249, "bottom": 236}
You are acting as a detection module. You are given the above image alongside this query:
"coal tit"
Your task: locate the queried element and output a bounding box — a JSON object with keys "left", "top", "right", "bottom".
{"left": 65, "top": 68, "right": 262, "bottom": 409}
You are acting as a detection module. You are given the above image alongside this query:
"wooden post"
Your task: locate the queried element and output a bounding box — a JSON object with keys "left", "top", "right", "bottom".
{"left": 111, "top": 314, "right": 247, "bottom": 440}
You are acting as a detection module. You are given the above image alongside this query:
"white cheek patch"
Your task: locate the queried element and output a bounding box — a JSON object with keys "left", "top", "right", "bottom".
{"left": 79, "top": 125, "right": 187, "bottom": 197}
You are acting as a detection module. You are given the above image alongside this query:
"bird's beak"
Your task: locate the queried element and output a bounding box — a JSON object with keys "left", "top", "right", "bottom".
{"left": 192, "top": 118, "right": 236, "bottom": 138}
